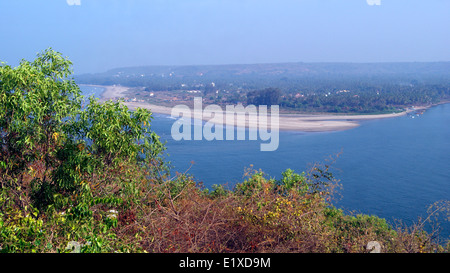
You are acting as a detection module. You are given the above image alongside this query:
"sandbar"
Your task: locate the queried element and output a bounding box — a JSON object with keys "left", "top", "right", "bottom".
{"left": 94, "top": 85, "right": 422, "bottom": 132}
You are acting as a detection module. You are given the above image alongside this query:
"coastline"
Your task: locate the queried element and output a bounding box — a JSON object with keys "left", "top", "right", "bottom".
{"left": 94, "top": 84, "right": 433, "bottom": 132}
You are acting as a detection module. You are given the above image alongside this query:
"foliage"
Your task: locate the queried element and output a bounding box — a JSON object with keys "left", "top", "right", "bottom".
{"left": 246, "top": 88, "right": 282, "bottom": 107}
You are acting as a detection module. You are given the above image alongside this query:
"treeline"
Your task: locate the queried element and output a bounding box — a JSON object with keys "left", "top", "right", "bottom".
{"left": 224, "top": 83, "right": 450, "bottom": 114}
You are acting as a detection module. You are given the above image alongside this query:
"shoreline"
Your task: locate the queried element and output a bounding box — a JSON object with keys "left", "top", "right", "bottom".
{"left": 92, "top": 84, "right": 437, "bottom": 132}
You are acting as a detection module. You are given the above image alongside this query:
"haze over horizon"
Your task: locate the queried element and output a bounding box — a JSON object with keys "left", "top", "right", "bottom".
{"left": 1, "top": 0, "right": 449, "bottom": 74}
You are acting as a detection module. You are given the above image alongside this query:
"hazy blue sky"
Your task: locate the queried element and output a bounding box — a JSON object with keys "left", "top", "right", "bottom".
{"left": 0, "top": 0, "right": 449, "bottom": 74}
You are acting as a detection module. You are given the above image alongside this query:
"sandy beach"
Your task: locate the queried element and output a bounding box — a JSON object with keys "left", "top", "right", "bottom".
{"left": 97, "top": 85, "right": 420, "bottom": 132}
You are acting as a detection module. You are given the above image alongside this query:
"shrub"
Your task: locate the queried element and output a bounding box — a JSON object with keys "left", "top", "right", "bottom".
{"left": 0, "top": 48, "right": 164, "bottom": 252}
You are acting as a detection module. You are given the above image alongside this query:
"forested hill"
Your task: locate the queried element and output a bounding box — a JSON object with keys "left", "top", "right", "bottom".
{"left": 75, "top": 62, "right": 450, "bottom": 114}
{"left": 76, "top": 61, "right": 450, "bottom": 88}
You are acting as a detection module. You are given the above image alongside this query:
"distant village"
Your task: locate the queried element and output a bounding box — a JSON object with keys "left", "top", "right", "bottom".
{"left": 115, "top": 80, "right": 362, "bottom": 108}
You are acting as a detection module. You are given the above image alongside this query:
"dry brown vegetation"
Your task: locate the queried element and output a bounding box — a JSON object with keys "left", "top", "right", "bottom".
{"left": 104, "top": 163, "right": 450, "bottom": 253}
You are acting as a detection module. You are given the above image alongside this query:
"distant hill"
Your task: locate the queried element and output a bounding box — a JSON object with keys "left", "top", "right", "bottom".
{"left": 75, "top": 61, "right": 450, "bottom": 114}
{"left": 75, "top": 61, "right": 450, "bottom": 88}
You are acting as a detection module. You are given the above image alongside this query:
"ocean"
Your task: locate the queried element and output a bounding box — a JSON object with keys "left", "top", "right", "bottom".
{"left": 81, "top": 85, "right": 450, "bottom": 239}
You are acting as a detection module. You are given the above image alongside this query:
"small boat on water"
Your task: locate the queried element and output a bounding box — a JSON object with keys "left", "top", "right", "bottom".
{"left": 408, "top": 109, "right": 426, "bottom": 118}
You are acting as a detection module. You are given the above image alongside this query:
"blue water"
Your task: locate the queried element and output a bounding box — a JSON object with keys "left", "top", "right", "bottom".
{"left": 81, "top": 85, "right": 450, "bottom": 239}
{"left": 79, "top": 84, "right": 106, "bottom": 98}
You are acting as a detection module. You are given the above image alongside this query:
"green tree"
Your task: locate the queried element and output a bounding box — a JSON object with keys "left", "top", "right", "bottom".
{"left": 1, "top": 48, "right": 82, "bottom": 210}
{"left": 247, "top": 87, "right": 282, "bottom": 106}
{"left": 0, "top": 49, "right": 165, "bottom": 252}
